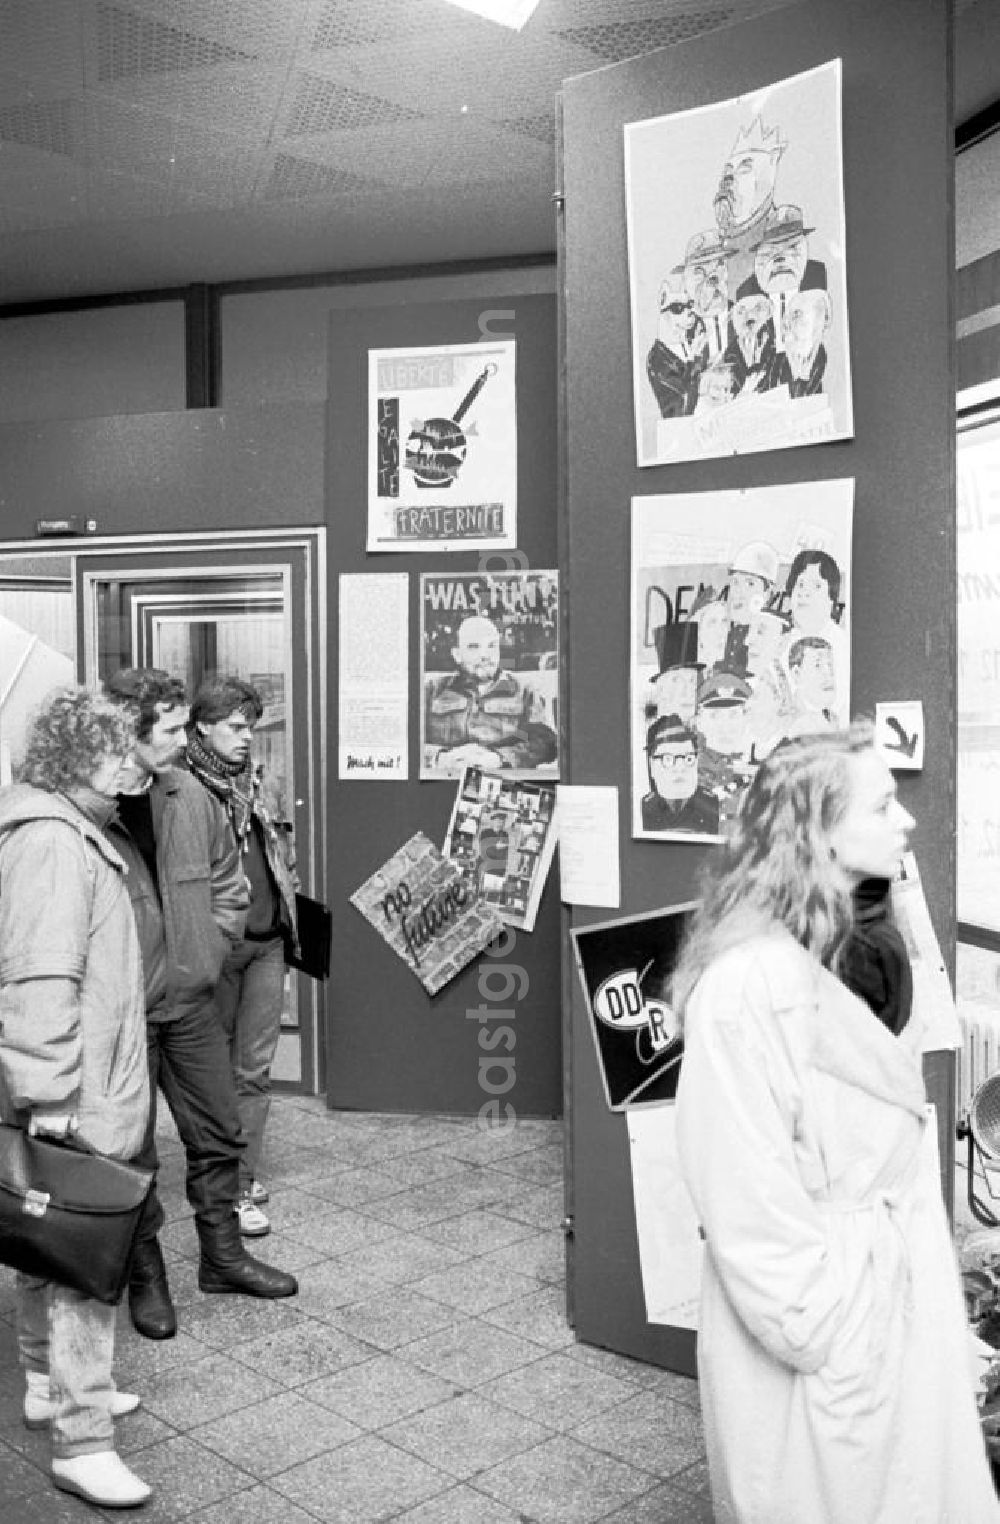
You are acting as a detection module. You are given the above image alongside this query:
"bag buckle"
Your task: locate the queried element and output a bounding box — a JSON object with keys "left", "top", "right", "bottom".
{"left": 23, "top": 1190, "right": 50, "bottom": 1218}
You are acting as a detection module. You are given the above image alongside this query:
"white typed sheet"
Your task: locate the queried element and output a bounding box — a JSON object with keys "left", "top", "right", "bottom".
{"left": 627, "top": 1101, "right": 703, "bottom": 1330}
{"left": 338, "top": 573, "right": 409, "bottom": 780}
{"left": 556, "top": 785, "right": 620, "bottom": 908}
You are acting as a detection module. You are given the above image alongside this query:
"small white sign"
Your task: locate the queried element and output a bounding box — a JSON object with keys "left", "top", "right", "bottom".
{"left": 874, "top": 701, "right": 924, "bottom": 771}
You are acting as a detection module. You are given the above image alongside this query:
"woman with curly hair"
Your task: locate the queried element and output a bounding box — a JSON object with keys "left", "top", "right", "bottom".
{"left": 673, "top": 725, "right": 999, "bottom": 1523}
{"left": 0, "top": 687, "right": 153, "bottom": 1509}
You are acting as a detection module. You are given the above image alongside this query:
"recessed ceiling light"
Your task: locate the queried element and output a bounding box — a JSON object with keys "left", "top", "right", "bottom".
{"left": 442, "top": 0, "right": 542, "bottom": 30}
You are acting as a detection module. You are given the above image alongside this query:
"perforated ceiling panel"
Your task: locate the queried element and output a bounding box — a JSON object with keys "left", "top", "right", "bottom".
{"left": 557, "top": 9, "right": 737, "bottom": 60}
{"left": 285, "top": 73, "right": 427, "bottom": 136}
{"left": 263, "top": 153, "right": 386, "bottom": 202}
{"left": 0, "top": 0, "right": 978, "bottom": 303}
{"left": 310, "top": 0, "right": 483, "bottom": 51}
{"left": 96, "top": 2, "right": 258, "bottom": 80}
{"left": 0, "top": 97, "right": 76, "bottom": 157}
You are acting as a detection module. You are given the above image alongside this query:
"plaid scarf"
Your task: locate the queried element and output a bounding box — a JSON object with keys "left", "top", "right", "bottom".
{"left": 186, "top": 729, "right": 256, "bottom": 849}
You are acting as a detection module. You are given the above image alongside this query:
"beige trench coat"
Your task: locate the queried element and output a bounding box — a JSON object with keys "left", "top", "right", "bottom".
{"left": 676, "top": 931, "right": 999, "bottom": 1524}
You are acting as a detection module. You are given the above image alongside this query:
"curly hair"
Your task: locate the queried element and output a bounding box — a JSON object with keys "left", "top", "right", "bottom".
{"left": 189, "top": 674, "right": 263, "bottom": 727}
{"left": 671, "top": 721, "right": 876, "bottom": 1017}
{"left": 103, "top": 668, "right": 187, "bottom": 740}
{"left": 18, "top": 686, "right": 137, "bottom": 793}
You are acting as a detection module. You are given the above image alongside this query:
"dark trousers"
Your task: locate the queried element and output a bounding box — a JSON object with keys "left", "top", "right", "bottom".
{"left": 135, "top": 1001, "right": 245, "bottom": 1245}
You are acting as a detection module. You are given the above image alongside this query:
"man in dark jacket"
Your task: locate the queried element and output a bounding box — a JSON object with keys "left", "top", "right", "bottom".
{"left": 104, "top": 669, "right": 297, "bottom": 1341}
{"left": 186, "top": 675, "right": 300, "bottom": 1237}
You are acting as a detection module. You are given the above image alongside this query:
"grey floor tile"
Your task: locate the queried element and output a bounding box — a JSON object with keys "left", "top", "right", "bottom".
{"left": 227, "top": 1318, "right": 377, "bottom": 1386}
{"left": 364, "top": 1174, "right": 522, "bottom": 1232}
{"left": 414, "top": 1209, "right": 537, "bottom": 1257}
{"left": 411, "top": 1259, "right": 545, "bottom": 1316}
{"left": 479, "top": 1229, "right": 567, "bottom": 1284}
{"left": 289, "top": 1256, "right": 395, "bottom": 1319}
{"left": 283, "top": 1205, "right": 399, "bottom": 1257}
{"left": 271, "top": 1433, "right": 452, "bottom": 1522}
{"left": 394, "top": 1482, "right": 525, "bottom": 1521}
{"left": 137, "top": 1351, "right": 286, "bottom": 1430}
{"left": 188, "top": 1390, "right": 361, "bottom": 1477}
{"left": 601, "top": 1480, "right": 717, "bottom": 1522}
{"left": 493, "top": 1182, "right": 564, "bottom": 1231}
{"left": 475, "top": 1432, "right": 660, "bottom": 1524}
{"left": 571, "top": 1387, "right": 705, "bottom": 1479}
{"left": 329, "top": 1289, "right": 463, "bottom": 1352}
{"left": 674, "top": 1457, "right": 713, "bottom": 1498}
{"left": 174, "top": 1293, "right": 306, "bottom": 1351}
{"left": 0, "top": 1434, "right": 49, "bottom": 1500}
{"left": 333, "top": 1230, "right": 469, "bottom": 1288}
{"left": 382, "top": 1390, "right": 551, "bottom": 1480}
{"left": 298, "top": 1353, "right": 457, "bottom": 1429}
{"left": 434, "top": 1120, "right": 561, "bottom": 1167}
{"left": 365, "top": 1147, "right": 481, "bottom": 1190}
{"left": 182, "top": 1480, "right": 325, "bottom": 1524}
{"left": 113, "top": 1325, "right": 215, "bottom": 1384}
{"left": 115, "top": 1433, "right": 258, "bottom": 1522}
{"left": 404, "top": 1318, "right": 548, "bottom": 1388}
{"left": 296, "top": 1164, "right": 413, "bottom": 1207}
{"left": 479, "top": 1284, "right": 575, "bottom": 1349}
{"left": 487, "top": 1146, "right": 565, "bottom": 1187}
{"left": 563, "top": 1340, "right": 688, "bottom": 1389}
{"left": 479, "top": 1350, "right": 639, "bottom": 1432}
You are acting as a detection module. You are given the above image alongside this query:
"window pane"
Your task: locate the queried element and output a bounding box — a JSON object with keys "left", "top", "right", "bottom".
{"left": 957, "top": 416, "right": 1000, "bottom": 932}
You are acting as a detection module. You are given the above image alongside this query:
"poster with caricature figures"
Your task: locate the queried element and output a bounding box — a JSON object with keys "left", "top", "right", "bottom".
{"left": 368, "top": 340, "right": 517, "bottom": 552}
{"left": 631, "top": 480, "right": 854, "bottom": 841}
{"left": 625, "top": 59, "right": 852, "bottom": 466}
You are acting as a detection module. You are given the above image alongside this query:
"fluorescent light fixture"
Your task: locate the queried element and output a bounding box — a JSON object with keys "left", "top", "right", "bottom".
{"left": 443, "top": 0, "right": 542, "bottom": 30}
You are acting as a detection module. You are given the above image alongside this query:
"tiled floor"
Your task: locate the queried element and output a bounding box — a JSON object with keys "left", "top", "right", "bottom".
{"left": 0, "top": 1097, "right": 713, "bottom": 1522}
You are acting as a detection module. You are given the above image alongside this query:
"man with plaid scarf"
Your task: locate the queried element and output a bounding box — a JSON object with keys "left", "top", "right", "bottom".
{"left": 186, "top": 675, "right": 300, "bottom": 1236}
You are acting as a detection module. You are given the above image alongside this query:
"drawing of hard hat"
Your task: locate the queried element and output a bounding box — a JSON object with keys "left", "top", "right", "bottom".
{"left": 728, "top": 540, "right": 779, "bottom": 584}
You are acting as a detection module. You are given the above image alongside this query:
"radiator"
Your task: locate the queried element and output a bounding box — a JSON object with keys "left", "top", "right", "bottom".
{"left": 957, "top": 1002, "right": 1000, "bottom": 1121}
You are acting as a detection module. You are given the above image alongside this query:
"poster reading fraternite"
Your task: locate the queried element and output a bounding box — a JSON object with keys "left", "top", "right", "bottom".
{"left": 625, "top": 59, "right": 852, "bottom": 467}
{"left": 631, "top": 480, "right": 853, "bottom": 842}
{"left": 420, "top": 571, "right": 559, "bottom": 781}
{"left": 368, "top": 340, "right": 517, "bottom": 553}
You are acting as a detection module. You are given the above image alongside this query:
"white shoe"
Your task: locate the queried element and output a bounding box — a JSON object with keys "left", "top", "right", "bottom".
{"left": 235, "top": 1195, "right": 270, "bottom": 1236}
{"left": 24, "top": 1373, "right": 141, "bottom": 1430}
{"left": 52, "top": 1450, "right": 151, "bottom": 1508}
{"left": 249, "top": 1179, "right": 269, "bottom": 1205}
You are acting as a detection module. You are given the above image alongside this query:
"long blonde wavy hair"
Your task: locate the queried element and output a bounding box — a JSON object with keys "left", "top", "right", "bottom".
{"left": 671, "top": 722, "right": 876, "bottom": 1018}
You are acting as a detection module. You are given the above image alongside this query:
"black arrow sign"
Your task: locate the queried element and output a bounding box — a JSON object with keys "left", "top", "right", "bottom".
{"left": 884, "top": 715, "right": 918, "bottom": 758}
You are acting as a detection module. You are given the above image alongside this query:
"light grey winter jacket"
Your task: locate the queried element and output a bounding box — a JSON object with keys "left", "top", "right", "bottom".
{"left": 0, "top": 784, "right": 149, "bottom": 1160}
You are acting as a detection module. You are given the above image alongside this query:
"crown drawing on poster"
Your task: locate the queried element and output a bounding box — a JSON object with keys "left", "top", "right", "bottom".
{"left": 729, "top": 115, "right": 787, "bottom": 158}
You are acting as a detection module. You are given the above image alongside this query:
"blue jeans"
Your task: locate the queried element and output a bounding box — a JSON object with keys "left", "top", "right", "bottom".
{"left": 214, "top": 937, "right": 285, "bottom": 1192}
{"left": 17, "top": 1275, "right": 116, "bottom": 1457}
{"left": 135, "top": 1000, "right": 245, "bottom": 1244}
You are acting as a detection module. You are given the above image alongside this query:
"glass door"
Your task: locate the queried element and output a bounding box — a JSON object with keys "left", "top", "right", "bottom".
{"left": 0, "top": 529, "right": 326, "bottom": 1094}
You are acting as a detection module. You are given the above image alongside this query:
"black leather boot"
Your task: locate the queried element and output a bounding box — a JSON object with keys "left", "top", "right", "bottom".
{"left": 197, "top": 1216, "right": 298, "bottom": 1298}
{"left": 128, "top": 1237, "right": 177, "bottom": 1339}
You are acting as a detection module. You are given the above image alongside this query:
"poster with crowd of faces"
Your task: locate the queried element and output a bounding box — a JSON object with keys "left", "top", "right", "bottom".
{"left": 443, "top": 767, "right": 557, "bottom": 932}
{"left": 419, "top": 570, "right": 559, "bottom": 782}
{"left": 631, "top": 480, "right": 854, "bottom": 842}
{"left": 367, "top": 340, "right": 517, "bottom": 552}
{"left": 625, "top": 58, "right": 852, "bottom": 466}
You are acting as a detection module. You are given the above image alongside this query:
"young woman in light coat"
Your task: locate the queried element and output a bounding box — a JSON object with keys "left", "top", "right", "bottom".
{"left": 673, "top": 724, "right": 999, "bottom": 1524}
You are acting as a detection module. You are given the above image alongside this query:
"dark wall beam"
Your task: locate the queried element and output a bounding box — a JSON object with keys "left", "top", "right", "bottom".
{"left": 184, "top": 283, "right": 220, "bottom": 409}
